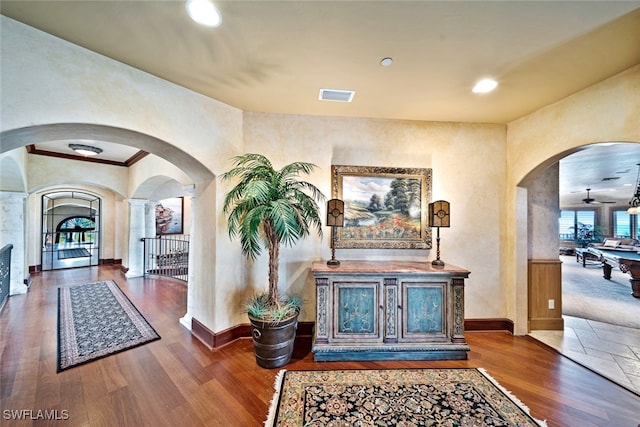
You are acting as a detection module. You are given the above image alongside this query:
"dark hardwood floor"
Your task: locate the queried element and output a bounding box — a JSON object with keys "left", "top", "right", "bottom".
{"left": 1, "top": 266, "right": 639, "bottom": 426}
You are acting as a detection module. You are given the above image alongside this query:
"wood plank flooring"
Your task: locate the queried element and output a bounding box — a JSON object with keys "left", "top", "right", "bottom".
{"left": 1, "top": 266, "right": 639, "bottom": 426}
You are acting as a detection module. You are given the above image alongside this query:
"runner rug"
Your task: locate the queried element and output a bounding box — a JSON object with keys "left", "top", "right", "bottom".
{"left": 57, "top": 280, "right": 160, "bottom": 372}
{"left": 265, "top": 368, "right": 546, "bottom": 426}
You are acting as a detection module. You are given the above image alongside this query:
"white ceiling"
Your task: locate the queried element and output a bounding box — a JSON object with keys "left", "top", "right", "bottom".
{"left": 2, "top": 1, "right": 639, "bottom": 206}
{"left": 559, "top": 143, "right": 640, "bottom": 208}
{"left": 2, "top": 1, "right": 640, "bottom": 124}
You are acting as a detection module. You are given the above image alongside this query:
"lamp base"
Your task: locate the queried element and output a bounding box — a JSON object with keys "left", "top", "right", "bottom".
{"left": 431, "top": 259, "right": 445, "bottom": 267}
{"left": 327, "top": 259, "right": 341, "bottom": 267}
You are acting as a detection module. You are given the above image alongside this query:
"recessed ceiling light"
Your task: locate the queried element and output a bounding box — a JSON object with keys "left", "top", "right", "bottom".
{"left": 69, "top": 144, "right": 103, "bottom": 156}
{"left": 380, "top": 57, "right": 393, "bottom": 67}
{"left": 319, "top": 89, "right": 355, "bottom": 102}
{"left": 186, "top": 0, "right": 222, "bottom": 27}
{"left": 472, "top": 78, "right": 498, "bottom": 94}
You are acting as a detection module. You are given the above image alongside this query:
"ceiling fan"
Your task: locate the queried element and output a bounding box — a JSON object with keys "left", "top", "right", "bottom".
{"left": 581, "top": 188, "right": 616, "bottom": 205}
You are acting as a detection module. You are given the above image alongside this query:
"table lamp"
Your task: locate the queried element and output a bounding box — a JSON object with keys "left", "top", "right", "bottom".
{"left": 428, "top": 200, "right": 450, "bottom": 267}
{"left": 326, "top": 199, "right": 344, "bottom": 266}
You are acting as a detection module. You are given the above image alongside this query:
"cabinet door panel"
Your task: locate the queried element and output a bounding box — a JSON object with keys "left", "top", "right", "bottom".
{"left": 333, "top": 281, "right": 381, "bottom": 341}
{"left": 401, "top": 282, "right": 448, "bottom": 341}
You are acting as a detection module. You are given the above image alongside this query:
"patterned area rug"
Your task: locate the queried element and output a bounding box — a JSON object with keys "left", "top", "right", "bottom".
{"left": 57, "top": 280, "right": 160, "bottom": 372}
{"left": 58, "top": 248, "right": 91, "bottom": 259}
{"left": 266, "top": 368, "right": 546, "bottom": 426}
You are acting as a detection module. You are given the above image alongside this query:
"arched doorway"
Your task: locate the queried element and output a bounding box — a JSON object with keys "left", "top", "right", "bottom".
{"left": 41, "top": 190, "right": 100, "bottom": 270}
{"left": 518, "top": 142, "right": 640, "bottom": 336}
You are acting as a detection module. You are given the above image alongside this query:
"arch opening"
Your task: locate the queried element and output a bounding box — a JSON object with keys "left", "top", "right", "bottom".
{"left": 517, "top": 141, "right": 640, "bottom": 333}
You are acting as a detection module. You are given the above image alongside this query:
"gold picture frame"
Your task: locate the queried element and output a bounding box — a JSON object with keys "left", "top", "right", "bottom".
{"left": 331, "top": 165, "right": 432, "bottom": 249}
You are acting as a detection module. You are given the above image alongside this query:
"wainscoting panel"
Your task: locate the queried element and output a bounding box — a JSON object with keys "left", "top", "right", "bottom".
{"left": 528, "top": 259, "right": 564, "bottom": 330}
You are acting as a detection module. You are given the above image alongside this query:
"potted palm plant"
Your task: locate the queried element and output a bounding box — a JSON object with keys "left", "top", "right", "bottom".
{"left": 221, "top": 153, "right": 325, "bottom": 368}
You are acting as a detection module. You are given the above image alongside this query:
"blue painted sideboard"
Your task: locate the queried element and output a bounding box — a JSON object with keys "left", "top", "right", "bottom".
{"left": 311, "top": 260, "right": 470, "bottom": 361}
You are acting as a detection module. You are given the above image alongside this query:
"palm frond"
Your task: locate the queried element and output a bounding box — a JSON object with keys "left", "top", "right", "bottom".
{"left": 267, "top": 200, "right": 306, "bottom": 246}
{"left": 226, "top": 153, "right": 273, "bottom": 172}
{"left": 279, "top": 161, "right": 317, "bottom": 177}
{"left": 238, "top": 205, "right": 268, "bottom": 259}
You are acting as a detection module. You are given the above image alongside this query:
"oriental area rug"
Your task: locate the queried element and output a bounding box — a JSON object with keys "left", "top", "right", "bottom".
{"left": 265, "top": 368, "right": 546, "bottom": 427}
{"left": 57, "top": 280, "right": 160, "bottom": 372}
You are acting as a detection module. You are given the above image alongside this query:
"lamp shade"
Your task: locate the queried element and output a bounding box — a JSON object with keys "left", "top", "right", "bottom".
{"left": 326, "top": 199, "right": 345, "bottom": 227}
{"left": 428, "top": 200, "right": 450, "bottom": 228}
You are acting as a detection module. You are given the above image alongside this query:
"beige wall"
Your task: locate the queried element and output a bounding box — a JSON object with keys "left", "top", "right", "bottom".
{"left": 241, "top": 113, "right": 508, "bottom": 323}
{"left": 507, "top": 65, "right": 640, "bottom": 188}
{"left": 0, "top": 149, "right": 28, "bottom": 193}
{"left": 28, "top": 155, "right": 129, "bottom": 197}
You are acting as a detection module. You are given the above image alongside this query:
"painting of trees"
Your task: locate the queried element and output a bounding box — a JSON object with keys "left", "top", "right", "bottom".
{"left": 331, "top": 165, "right": 432, "bottom": 249}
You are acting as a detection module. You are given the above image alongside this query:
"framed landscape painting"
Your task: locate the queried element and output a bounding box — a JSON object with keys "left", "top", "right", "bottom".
{"left": 155, "top": 197, "right": 183, "bottom": 235}
{"left": 331, "top": 165, "right": 432, "bottom": 249}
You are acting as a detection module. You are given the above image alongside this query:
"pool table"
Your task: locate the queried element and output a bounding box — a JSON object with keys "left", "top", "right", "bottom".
{"left": 595, "top": 248, "right": 640, "bottom": 298}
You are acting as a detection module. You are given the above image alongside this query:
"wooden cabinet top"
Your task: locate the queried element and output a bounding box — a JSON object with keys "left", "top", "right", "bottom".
{"left": 311, "top": 260, "right": 470, "bottom": 277}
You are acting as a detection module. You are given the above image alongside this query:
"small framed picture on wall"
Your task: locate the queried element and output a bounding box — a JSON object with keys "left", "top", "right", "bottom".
{"left": 155, "top": 197, "right": 183, "bottom": 235}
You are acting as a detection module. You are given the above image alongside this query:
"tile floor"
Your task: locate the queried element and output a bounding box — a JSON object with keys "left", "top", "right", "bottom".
{"left": 530, "top": 315, "right": 640, "bottom": 396}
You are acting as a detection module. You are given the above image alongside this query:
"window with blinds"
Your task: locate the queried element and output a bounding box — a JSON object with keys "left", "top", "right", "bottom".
{"left": 558, "top": 210, "right": 596, "bottom": 240}
{"left": 612, "top": 209, "right": 640, "bottom": 240}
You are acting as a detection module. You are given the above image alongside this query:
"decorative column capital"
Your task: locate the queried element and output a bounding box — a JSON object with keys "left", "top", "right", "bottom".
{"left": 183, "top": 184, "right": 196, "bottom": 198}
{"left": 127, "top": 198, "right": 148, "bottom": 207}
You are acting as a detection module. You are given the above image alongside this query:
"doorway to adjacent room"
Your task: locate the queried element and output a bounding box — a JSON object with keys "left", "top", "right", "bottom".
{"left": 41, "top": 190, "right": 100, "bottom": 270}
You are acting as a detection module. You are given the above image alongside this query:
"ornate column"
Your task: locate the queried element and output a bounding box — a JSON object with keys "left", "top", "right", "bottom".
{"left": 383, "top": 278, "right": 398, "bottom": 344}
{"left": 451, "top": 278, "right": 466, "bottom": 344}
{"left": 126, "top": 199, "right": 147, "bottom": 278}
{"left": 0, "top": 192, "right": 28, "bottom": 295}
{"left": 313, "top": 277, "right": 329, "bottom": 344}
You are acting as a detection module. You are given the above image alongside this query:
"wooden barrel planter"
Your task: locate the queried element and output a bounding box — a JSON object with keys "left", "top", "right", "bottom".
{"left": 249, "top": 313, "right": 299, "bottom": 369}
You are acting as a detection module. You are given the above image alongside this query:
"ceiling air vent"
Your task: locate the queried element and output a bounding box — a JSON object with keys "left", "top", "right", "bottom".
{"left": 319, "top": 88, "right": 355, "bottom": 102}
